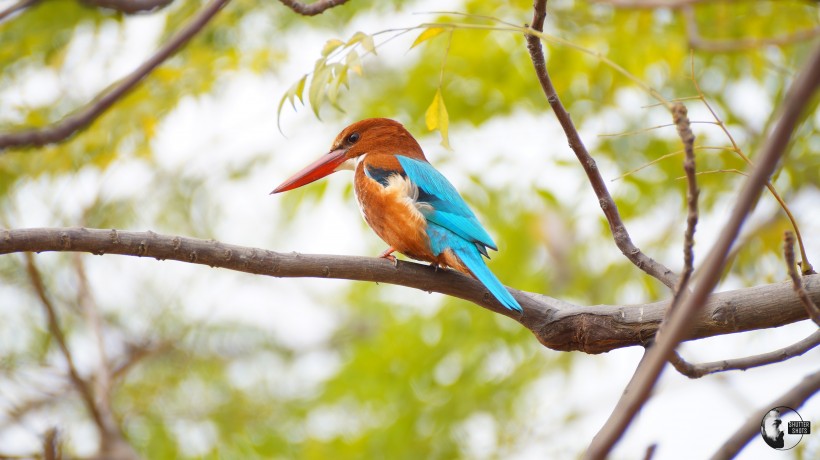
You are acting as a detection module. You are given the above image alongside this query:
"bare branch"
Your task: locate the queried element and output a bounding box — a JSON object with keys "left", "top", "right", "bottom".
{"left": 784, "top": 231, "right": 820, "bottom": 326}
{"left": 43, "top": 428, "right": 59, "bottom": 460}
{"left": 0, "top": 0, "right": 37, "bottom": 21}
{"left": 586, "top": 40, "right": 820, "bottom": 459}
{"left": 525, "top": 0, "right": 679, "bottom": 290}
{"left": 591, "top": 0, "right": 702, "bottom": 7}
{"left": 670, "top": 330, "right": 820, "bottom": 378}
{"left": 72, "top": 254, "right": 115, "bottom": 423}
{"left": 0, "top": 0, "right": 231, "bottom": 151}
{"left": 23, "top": 254, "right": 138, "bottom": 460}
{"left": 1, "top": 227, "right": 816, "bottom": 354}
{"left": 682, "top": 5, "right": 820, "bottom": 52}
{"left": 277, "top": 0, "right": 349, "bottom": 16}
{"left": 80, "top": 0, "right": 173, "bottom": 14}
{"left": 712, "top": 369, "right": 820, "bottom": 459}
{"left": 23, "top": 253, "right": 106, "bottom": 432}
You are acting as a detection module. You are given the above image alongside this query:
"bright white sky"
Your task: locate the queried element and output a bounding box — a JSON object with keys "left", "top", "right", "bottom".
{"left": 0, "top": 1, "right": 818, "bottom": 458}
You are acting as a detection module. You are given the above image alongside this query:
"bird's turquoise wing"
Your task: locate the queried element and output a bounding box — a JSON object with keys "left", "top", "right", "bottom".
{"left": 396, "top": 155, "right": 497, "bottom": 253}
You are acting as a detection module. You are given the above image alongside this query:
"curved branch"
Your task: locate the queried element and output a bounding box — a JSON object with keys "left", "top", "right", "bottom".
{"left": 0, "top": 0, "right": 37, "bottom": 21}
{"left": 277, "top": 0, "right": 349, "bottom": 16}
{"left": 525, "top": 1, "right": 679, "bottom": 290}
{"left": 1, "top": 227, "right": 816, "bottom": 354}
{"left": 670, "top": 330, "right": 820, "bottom": 378}
{"left": 0, "top": 0, "right": 231, "bottom": 151}
{"left": 586, "top": 40, "right": 820, "bottom": 459}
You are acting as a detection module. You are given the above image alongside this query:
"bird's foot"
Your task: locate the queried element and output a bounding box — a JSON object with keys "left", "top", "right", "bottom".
{"left": 428, "top": 261, "right": 440, "bottom": 271}
{"left": 379, "top": 247, "right": 398, "bottom": 267}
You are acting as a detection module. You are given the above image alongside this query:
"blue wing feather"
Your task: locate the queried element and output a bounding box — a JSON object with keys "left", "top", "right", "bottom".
{"left": 427, "top": 222, "right": 522, "bottom": 312}
{"left": 396, "top": 156, "right": 497, "bottom": 252}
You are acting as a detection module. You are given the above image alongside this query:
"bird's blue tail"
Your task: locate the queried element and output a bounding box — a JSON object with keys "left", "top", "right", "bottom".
{"left": 453, "top": 244, "right": 523, "bottom": 313}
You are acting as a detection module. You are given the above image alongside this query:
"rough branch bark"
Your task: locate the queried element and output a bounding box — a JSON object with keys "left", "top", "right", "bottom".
{"left": 1, "top": 227, "right": 815, "bottom": 354}
{"left": 81, "top": 0, "right": 173, "bottom": 14}
{"left": 278, "top": 0, "right": 349, "bottom": 16}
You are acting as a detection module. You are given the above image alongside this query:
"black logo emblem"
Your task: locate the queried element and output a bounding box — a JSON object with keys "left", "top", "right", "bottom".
{"left": 760, "top": 406, "right": 810, "bottom": 450}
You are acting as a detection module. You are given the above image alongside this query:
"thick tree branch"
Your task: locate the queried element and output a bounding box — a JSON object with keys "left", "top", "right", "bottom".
{"left": 586, "top": 40, "right": 820, "bottom": 459}
{"left": 670, "top": 330, "right": 820, "bottom": 378}
{"left": 277, "top": 0, "right": 349, "bottom": 16}
{"left": 712, "top": 369, "right": 820, "bottom": 459}
{"left": 80, "top": 0, "right": 173, "bottom": 14}
{"left": 1, "top": 227, "right": 816, "bottom": 354}
{"left": 0, "top": 0, "right": 231, "bottom": 151}
{"left": 525, "top": 1, "right": 679, "bottom": 290}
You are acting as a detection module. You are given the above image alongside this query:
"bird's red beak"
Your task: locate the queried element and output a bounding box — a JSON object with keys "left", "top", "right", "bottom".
{"left": 271, "top": 148, "right": 349, "bottom": 194}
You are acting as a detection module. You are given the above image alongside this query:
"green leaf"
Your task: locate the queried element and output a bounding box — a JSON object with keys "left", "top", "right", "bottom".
{"left": 411, "top": 27, "right": 445, "bottom": 49}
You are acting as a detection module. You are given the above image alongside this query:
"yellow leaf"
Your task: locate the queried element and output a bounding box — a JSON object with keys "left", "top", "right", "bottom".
{"left": 321, "top": 39, "right": 345, "bottom": 57}
{"left": 411, "top": 27, "right": 445, "bottom": 49}
{"left": 425, "top": 89, "right": 450, "bottom": 149}
{"left": 294, "top": 74, "right": 307, "bottom": 104}
{"left": 346, "top": 50, "right": 362, "bottom": 76}
{"left": 346, "top": 31, "right": 368, "bottom": 47}
{"left": 361, "top": 34, "right": 376, "bottom": 55}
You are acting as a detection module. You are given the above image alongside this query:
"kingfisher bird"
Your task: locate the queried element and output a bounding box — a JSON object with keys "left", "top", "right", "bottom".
{"left": 271, "top": 118, "right": 522, "bottom": 313}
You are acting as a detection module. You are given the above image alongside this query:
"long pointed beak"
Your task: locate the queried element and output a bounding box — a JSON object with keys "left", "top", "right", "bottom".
{"left": 271, "top": 148, "right": 348, "bottom": 194}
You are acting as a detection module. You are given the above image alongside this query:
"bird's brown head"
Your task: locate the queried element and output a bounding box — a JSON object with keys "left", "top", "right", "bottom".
{"left": 271, "top": 118, "right": 426, "bottom": 194}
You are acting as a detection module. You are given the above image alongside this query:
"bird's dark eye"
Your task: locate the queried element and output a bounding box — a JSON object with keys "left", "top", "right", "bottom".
{"left": 347, "top": 132, "right": 360, "bottom": 144}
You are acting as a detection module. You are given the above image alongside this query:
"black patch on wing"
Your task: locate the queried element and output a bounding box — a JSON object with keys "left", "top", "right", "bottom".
{"left": 365, "top": 164, "right": 437, "bottom": 203}
{"left": 365, "top": 165, "right": 405, "bottom": 187}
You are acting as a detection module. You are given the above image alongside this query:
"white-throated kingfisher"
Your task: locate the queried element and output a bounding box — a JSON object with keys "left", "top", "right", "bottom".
{"left": 271, "top": 118, "right": 522, "bottom": 313}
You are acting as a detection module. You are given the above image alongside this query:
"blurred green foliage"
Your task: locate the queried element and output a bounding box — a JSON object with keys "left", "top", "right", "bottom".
{"left": 1, "top": 0, "right": 818, "bottom": 458}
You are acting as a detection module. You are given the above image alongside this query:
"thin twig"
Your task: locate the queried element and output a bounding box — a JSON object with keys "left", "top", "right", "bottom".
{"left": 670, "top": 330, "right": 820, "bottom": 378}
{"left": 1, "top": 227, "right": 816, "bottom": 354}
{"left": 690, "top": 51, "right": 815, "bottom": 275}
{"left": 614, "top": 146, "right": 729, "bottom": 182}
{"left": 23, "top": 253, "right": 106, "bottom": 432}
{"left": 80, "top": 0, "right": 173, "bottom": 14}
{"left": 672, "top": 103, "right": 698, "bottom": 292}
{"left": 0, "top": 0, "right": 231, "bottom": 151}
{"left": 712, "top": 369, "right": 820, "bottom": 459}
{"left": 72, "top": 254, "right": 114, "bottom": 420}
{"left": 784, "top": 231, "right": 820, "bottom": 327}
{"left": 525, "top": 0, "right": 679, "bottom": 290}
{"left": 586, "top": 40, "right": 820, "bottom": 459}
{"left": 277, "top": 0, "right": 349, "bottom": 16}
{"left": 0, "top": 0, "right": 37, "bottom": 21}
{"left": 43, "top": 428, "right": 59, "bottom": 460}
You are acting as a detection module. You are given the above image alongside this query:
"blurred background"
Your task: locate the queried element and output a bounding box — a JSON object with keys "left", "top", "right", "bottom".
{"left": 0, "top": 0, "right": 818, "bottom": 458}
